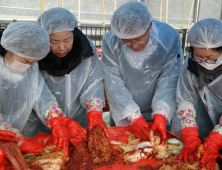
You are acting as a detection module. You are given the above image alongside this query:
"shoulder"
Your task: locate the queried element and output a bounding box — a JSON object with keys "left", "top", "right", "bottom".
{"left": 153, "top": 20, "right": 179, "bottom": 37}
{"left": 152, "top": 20, "right": 181, "bottom": 53}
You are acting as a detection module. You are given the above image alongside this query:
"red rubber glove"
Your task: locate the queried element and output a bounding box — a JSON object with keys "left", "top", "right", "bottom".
{"left": 132, "top": 116, "right": 150, "bottom": 141}
{"left": 0, "top": 130, "right": 18, "bottom": 142}
{"left": 0, "top": 149, "right": 8, "bottom": 167}
{"left": 19, "top": 137, "right": 44, "bottom": 154}
{"left": 200, "top": 131, "right": 222, "bottom": 170}
{"left": 49, "top": 117, "right": 69, "bottom": 157}
{"left": 151, "top": 114, "right": 167, "bottom": 144}
{"left": 178, "top": 127, "right": 202, "bottom": 163}
{"left": 87, "top": 110, "right": 109, "bottom": 138}
{"left": 64, "top": 117, "right": 87, "bottom": 146}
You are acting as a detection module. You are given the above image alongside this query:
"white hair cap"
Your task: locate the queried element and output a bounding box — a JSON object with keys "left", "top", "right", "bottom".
{"left": 1, "top": 22, "right": 50, "bottom": 60}
{"left": 111, "top": 2, "right": 153, "bottom": 39}
{"left": 188, "top": 18, "right": 222, "bottom": 49}
{"left": 37, "top": 7, "right": 78, "bottom": 35}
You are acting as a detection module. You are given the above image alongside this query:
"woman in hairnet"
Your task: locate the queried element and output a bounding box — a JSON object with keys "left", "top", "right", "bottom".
{"left": 101, "top": 1, "right": 182, "bottom": 143}
{"left": 37, "top": 8, "right": 108, "bottom": 137}
{"left": 176, "top": 18, "right": 222, "bottom": 170}
{"left": 0, "top": 22, "right": 87, "bottom": 158}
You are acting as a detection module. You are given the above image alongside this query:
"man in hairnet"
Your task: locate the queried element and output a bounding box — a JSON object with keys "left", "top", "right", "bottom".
{"left": 101, "top": 2, "right": 183, "bottom": 143}
{"left": 176, "top": 18, "right": 222, "bottom": 170}
{"left": 0, "top": 22, "right": 86, "bottom": 158}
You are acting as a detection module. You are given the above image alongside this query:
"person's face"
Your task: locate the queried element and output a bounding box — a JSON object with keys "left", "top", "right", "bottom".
{"left": 49, "top": 31, "right": 74, "bottom": 57}
{"left": 5, "top": 52, "right": 39, "bottom": 65}
{"left": 121, "top": 22, "right": 152, "bottom": 52}
{"left": 193, "top": 47, "right": 221, "bottom": 61}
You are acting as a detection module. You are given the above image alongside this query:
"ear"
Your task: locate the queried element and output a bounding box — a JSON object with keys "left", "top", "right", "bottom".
{"left": 149, "top": 22, "right": 153, "bottom": 29}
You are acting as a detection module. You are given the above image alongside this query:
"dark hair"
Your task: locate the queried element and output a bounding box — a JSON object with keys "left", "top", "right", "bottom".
{"left": 0, "top": 29, "right": 7, "bottom": 57}
{"left": 189, "top": 45, "right": 222, "bottom": 53}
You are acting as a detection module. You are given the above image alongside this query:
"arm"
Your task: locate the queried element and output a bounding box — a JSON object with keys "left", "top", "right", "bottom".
{"left": 101, "top": 36, "right": 141, "bottom": 126}
{"left": 33, "top": 72, "right": 86, "bottom": 157}
{"left": 151, "top": 34, "right": 183, "bottom": 122}
{"left": 80, "top": 39, "right": 105, "bottom": 113}
{"left": 176, "top": 54, "right": 200, "bottom": 128}
{"left": 151, "top": 33, "right": 183, "bottom": 143}
{"left": 32, "top": 71, "right": 61, "bottom": 125}
{"left": 200, "top": 117, "right": 222, "bottom": 170}
{"left": 0, "top": 114, "right": 44, "bottom": 154}
{"left": 176, "top": 58, "right": 202, "bottom": 163}
{"left": 101, "top": 35, "right": 150, "bottom": 140}
{"left": 79, "top": 39, "right": 109, "bottom": 137}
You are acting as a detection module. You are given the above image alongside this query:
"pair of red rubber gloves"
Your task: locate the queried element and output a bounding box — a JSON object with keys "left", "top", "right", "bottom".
{"left": 0, "top": 111, "right": 108, "bottom": 165}
{"left": 132, "top": 114, "right": 167, "bottom": 144}
{"left": 49, "top": 116, "right": 87, "bottom": 157}
{"left": 0, "top": 130, "right": 44, "bottom": 168}
{"left": 49, "top": 110, "right": 109, "bottom": 157}
{"left": 0, "top": 118, "right": 87, "bottom": 159}
{"left": 179, "top": 127, "right": 222, "bottom": 170}
{"left": 0, "top": 131, "right": 44, "bottom": 153}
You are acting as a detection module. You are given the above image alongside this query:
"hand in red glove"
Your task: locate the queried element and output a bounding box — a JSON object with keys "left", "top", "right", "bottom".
{"left": 49, "top": 117, "right": 69, "bottom": 157}
{"left": 87, "top": 111, "right": 109, "bottom": 138}
{"left": 0, "top": 149, "right": 8, "bottom": 167}
{"left": 64, "top": 117, "right": 87, "bottom": 146}
{"left": 19, "top": 137, "right": 44, "bottom": 154}
{"left": 178, "top": 127, "right": 202, "bottom": 163}
{"left": 0, "top": 129, "right": 43, "bottom": 154}
{"left": 200, "top": 132, "right": 222, "bottom": 170}
{"left": 0, "top": 130, "right": 18, "bottom": 142}
{"left": 132, "top": 116, "right": 150, "bottom": 141}
{"left": 151, "top": 114, "right": 167, "bottom": 144}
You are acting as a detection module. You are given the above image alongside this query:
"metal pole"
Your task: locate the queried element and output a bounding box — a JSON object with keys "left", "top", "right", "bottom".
{"left": 61, "top": 0, "right": 64, "bottom": 8}
{"left": 220, "top": 0, "right": 222, "bottom": 20}
{"left": 183, "top": 0, "right": 195, "bottom": 58}
{"left": 159, "top": 0, "right": 162, "bottom": 21}
{"left": 187, "top": 0, "right": 195, "bottom": 30}
{"left": 165, "top": 0, "right": 168, "bottom": 23}
{"left": 41, "top": 0, "right": 44, "bottom": 14}
{"left": 181, "top": 0, "right": 186, "bottom": 30}
{"left": 147, "top": 0, "right": 150, "bottom": 10}
{"left": 193, "top": 0, "right": 200, "bottom": 23}
{"left": 114, "top": 0, "right": 116, "bottom": 11}
{"left": 78, "top": 0, "right": 81, "bottom": 26}
{"left": 102, "top": 0, "right": 105, "bottom": 35}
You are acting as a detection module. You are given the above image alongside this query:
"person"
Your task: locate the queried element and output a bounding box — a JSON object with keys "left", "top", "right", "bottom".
{"left": 37, "top": 7, "right": 108, "bottom": 137}
{"left": 101, "top": 1, "right": 183, "bottom": 143}
{"left": 0, "top": 22, "right": 87, "bottom": 158}
{"left": 176, "top": 18, "right": 222, "bottom": 170}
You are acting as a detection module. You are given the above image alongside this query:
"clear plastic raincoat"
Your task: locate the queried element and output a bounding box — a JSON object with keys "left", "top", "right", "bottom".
{"left": 41, "top": 39, "right": 105, "bottom": 127}
{"left": 0, "top": 57, "right": 58, "bottom": 137}
{"left": 102, "top": 20, "right": 183, "bottom": 126}
{"left": 176, "top": 53, "right": 222, "bottom": 139}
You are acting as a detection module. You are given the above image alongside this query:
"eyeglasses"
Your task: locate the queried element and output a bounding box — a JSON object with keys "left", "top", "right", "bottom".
{"left": 190, "top": 53, "right": 218, "bottom": 64}
{"left": 122, "top": 40, "right": 147, "bottom": 46}
{"left": 121, "top": 27, "right": 150, "bottom": 46}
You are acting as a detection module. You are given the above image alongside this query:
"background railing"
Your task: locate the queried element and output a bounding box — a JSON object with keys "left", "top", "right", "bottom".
{"left": 78, "top": 26, "right": 110, "bottom": 47}
{"left": 0, "top": 22, "right": 188, "bottom": 54}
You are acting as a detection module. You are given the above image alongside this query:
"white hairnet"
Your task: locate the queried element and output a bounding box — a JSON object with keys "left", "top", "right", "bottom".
{"left": 1, "top": 22, "right": 50, "bottom": 60}
{"left": 37, "top": 7, "right": 78, "bottom": 34}
{"left": 187, "top": 18, "right": 222, "bottom": 49}
{"left": 111, "top": 2, "right": 153, "bottom": 39}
